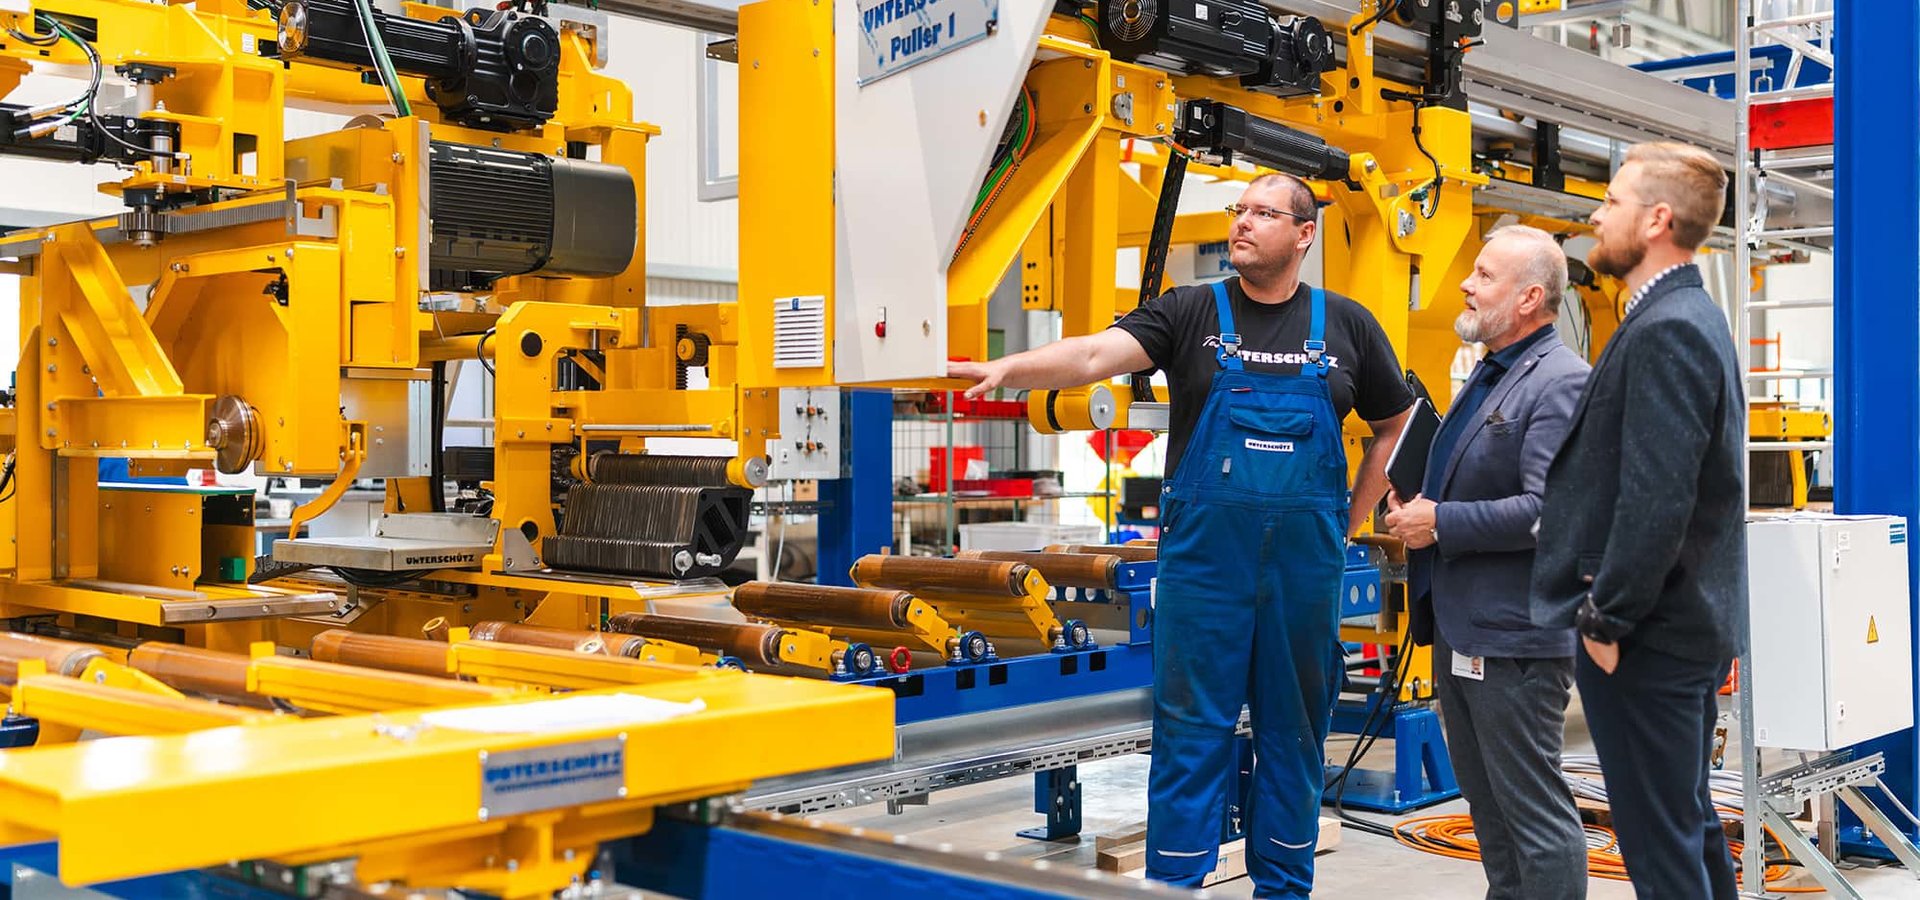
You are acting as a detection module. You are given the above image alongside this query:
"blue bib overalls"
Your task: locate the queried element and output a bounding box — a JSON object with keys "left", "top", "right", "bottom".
{"left": 1145, "top": 281, "right": 1349, "bottom": 898}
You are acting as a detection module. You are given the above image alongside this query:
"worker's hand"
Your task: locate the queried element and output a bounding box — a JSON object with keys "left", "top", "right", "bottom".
{"left": 947, "top": 360, "right": 1005, "bottom": 400}
{"left": 1583, "top": 636, "right": 1620, "bottom": 675}
{"left": 1382, "top": 493, "right": 1437, "bottom": 550}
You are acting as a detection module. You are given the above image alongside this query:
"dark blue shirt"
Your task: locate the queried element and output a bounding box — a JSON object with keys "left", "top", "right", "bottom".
{"left": 1422, "top": 325, "right": 1555, "bottom": 497}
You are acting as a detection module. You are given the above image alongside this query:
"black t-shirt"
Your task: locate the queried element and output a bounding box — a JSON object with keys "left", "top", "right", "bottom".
{"left": 1113, "top": 278, "right": 1416, "bottom": 475}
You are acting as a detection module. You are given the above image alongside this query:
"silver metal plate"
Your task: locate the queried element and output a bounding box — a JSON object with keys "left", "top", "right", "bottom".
{"left": 158, "top": 592, "right": 340, "bottom": 623}
{"left": 1127, "top": 402, "right": 1171, "bottom": 432}
{"left": 12, "top": 865, "right": 114, "bottom": 898}
{"left": 272, "top": 536, "right": 492, "bottom": 571}
{"left": 479, "top": 736, "right": 627, "bottom": 819}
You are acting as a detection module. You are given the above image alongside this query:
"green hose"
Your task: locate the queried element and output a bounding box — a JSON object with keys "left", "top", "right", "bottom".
{"left": 349, "top": 0, "right": 411, "bottom": 117}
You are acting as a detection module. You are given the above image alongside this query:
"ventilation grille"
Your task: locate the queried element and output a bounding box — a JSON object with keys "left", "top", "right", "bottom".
{"left": 772, "top": 296, "right": 827, "bottom": 369}
{"left": 1109, "top": 0, "right": 1157, "bottom": 43}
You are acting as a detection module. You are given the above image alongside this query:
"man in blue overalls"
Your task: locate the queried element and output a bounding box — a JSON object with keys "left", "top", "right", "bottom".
{"left": 951, "top": 173, "right": 1415, "bottom": 897}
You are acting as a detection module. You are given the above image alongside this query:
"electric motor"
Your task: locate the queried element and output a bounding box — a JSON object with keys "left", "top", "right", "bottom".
{"left": 427, "top": 141, "right": 637, "bottom": 291}
{"left": 273, "top": 0, "right": 560, "bottom": 131}
{"left": 1098, "top": 0, "right": 1331, "bottom": 98}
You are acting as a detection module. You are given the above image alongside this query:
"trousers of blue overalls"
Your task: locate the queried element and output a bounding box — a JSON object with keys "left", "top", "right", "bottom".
{"left": 1146, "top": 282, "right": 1349, "bottom": 899}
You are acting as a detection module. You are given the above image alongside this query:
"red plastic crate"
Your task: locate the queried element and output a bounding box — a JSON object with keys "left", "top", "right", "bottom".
{"left": 1751, "top": 97, "right": 1833, "bottom": 151}
{"left": 928, "top": 446, "right": 986, "bottom": 492}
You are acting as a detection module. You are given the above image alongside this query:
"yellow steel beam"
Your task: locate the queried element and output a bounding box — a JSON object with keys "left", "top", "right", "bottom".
{"left": 0, "top": 674, "right": 894, "bottom": 887}
{"left": 11, "top": 661, "right": 272, "bottom": 738}
{"left": 246, "top": 644, "right": 514, "bottom": 715}
{"left": 447, "top": 637, "right": 727, "bottom": 691}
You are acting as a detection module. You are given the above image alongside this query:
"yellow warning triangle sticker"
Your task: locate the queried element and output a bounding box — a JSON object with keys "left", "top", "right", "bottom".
{"left": 1869, "top": 616, "right": 1881, "bottom": 644}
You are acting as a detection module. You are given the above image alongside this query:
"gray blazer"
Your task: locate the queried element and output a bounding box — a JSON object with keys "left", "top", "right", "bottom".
{"left": 1414, "top": 330, "right": 1589, "bottom": 659}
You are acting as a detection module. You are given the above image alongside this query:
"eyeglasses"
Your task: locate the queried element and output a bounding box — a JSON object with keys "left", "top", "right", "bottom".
{"left": 1225, "top": 204, "right": 1313, "bottom": 225}
{"left": 1597, "top": 193, "right": 1656, "bottom": 212}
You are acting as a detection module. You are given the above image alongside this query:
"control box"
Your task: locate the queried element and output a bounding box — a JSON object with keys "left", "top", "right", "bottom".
{"left": 1748, "top": 514, "right": 1913, "bottom": 750}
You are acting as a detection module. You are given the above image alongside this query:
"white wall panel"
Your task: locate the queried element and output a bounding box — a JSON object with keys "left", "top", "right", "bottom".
{"left": 601, "top": 18, "right": 739, "bottom": 273}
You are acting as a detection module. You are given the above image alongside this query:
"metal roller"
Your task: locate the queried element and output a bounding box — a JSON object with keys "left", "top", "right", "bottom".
{"left": 546, "top": 479, "right": 752, "bottom": 579}
{"left": 605, "top": 613, "right": 784, "bottom": 667}
{"left": 310, "top": 630, "right": 453, "bottom": 679}
{"left": 0, "top": 633, "right": 105, "bottom": 686}
{"left": 956, "top": 549, "right": 1123, "bottom": 590}
{"left": 732, "top": 582, "right": 914, "bottom": 631}
{"left": 468, "top": 621, "right": 612, "bottom": 655}
{"left": 589, "top": 452, "right": 733, "bottom": 487}
{"left": 850, "top": 556, "right": 1030, "bottom": 597}
{"left": 1049, "top": 543, "right": 1158, "bottom": 563}
{"left": 421, "top": 617, "right": 452, "bottom": 641}
{"left": 126, "top": 643, "right": 264, "bottom": 705}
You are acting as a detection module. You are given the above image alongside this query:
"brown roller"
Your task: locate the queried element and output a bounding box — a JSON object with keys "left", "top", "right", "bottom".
{"left": 0, "top": 633, "right": 105, "bottom": 686}
{"left": 1048, "top": 543, "right": 1157, "bottom": 563}
{"left": 606, "top": 613, "right": 783, "bottom": 667}
{"left": 732, "top": 582, "right": 914, "bottom": 631}
{"left": 956, "top": 550, "right": 1122, "bottom": 590}
{"left": 309, "top": 630, "right": 453, "bottom": 679}
{"left": 850, "top": 556, "right": 1029, "bottom": 597}
{"left": 127, "top": 643, "right": 262, "bottom": 705}
{"left": 469, "top": 621, "right": 612, "bottom": 655}
{"left": 421, "top": 617, "right": 452, "bottom": 641}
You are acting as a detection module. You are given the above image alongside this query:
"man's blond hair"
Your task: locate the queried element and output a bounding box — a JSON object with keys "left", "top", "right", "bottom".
{"left": 1624, "top": 142, "right": 1728, "bottom": 251}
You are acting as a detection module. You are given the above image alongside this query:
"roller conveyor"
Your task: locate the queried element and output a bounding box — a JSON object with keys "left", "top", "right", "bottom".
{"left": 606, "top": 613, "right": 785, "bottom": 668}
{"left": 850, "top": 556, "right": 1092, "bottom": 654}
{"left": 956, "top": 549, "right": 1124, "bottom": 590}
{"left": 730, "top": 582, "right": 970, "bottom": 671}
{"left": 1048, "top": 542, "right": 1157, "bottom": 563}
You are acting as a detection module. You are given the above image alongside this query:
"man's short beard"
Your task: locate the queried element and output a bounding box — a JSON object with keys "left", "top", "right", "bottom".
{"left": 1589, "top": 229, "right": 1646, "bottom": 279}
{"left": 1233, "top": 247, "right": 1296, "bottom": 286}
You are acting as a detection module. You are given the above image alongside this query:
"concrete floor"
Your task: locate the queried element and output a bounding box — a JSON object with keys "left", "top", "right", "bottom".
{"left": 816, "top": 693, "right": 1920, "bottom": 898}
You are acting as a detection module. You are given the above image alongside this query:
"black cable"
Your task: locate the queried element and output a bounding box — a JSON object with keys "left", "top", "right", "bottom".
{"left": 1323, "top": 636, "right": 1415, "bottom": 838}
{"left": 1410, "top": 110, "right": 1442, "bottom": 219}
{"left": 477, "top": 328, "right": 496, "bottom": 376}
{"left": 1350, "top": 0, "right": 1401, "bottom": 35}
{"left": 429, "top": 361, "right": 447, "bottom": 512}
{"left": 7, "top": 24, "right": 60, "bottom": 45}
{"left": 328, "top": 566, "right": 418, "bottom": 588}
{"left": 40, "top": 17, "right": 165, "bottom": 160}
{"left": 1129, "top": 151, "right": 1190, "bottom": 405}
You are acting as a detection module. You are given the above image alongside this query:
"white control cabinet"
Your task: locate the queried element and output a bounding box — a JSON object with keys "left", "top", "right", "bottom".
{"left": 1748, "top": 515, "right": 1913, "bottom": 750}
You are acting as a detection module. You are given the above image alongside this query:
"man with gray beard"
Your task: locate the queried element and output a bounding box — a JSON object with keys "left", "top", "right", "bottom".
{"left": 1384, "top": 225, "right": 1591, "bottom": 899}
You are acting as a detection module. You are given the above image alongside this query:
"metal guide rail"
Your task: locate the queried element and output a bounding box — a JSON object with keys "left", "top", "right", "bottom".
{"left": 742, "top": 688, "right": 1160, "bottom": 815}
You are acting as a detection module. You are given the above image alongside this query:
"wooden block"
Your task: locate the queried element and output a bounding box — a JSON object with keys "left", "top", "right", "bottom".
{"left": 1317, "top": 816, "right": 1342, "bottom": 853}
{"left": 1095, "top": 824, "right": 1148, "bottom": 852}
{"left": 1097, "top": 840, "right": 1148, "bottom": 874}
{"left": 1100, "top": 819, "right": 1340, "bottom": 881}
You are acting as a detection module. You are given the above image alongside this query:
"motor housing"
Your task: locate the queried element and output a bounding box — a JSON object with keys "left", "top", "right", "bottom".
{"left": 427, "top": 141, "right": 637, "bottom": 291}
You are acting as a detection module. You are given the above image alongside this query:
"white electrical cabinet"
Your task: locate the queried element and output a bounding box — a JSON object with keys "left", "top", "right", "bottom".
{"left": 1748, "top": 514, "right": 1913, "bottom": 750}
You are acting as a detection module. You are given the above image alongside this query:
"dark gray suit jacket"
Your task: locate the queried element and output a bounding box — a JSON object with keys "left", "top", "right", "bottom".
{"left": 1529, "top": 265, "right": 1749, "bottom": 663}
{"left": 1412, "top": 331, "right": 1589, "bottom": 659}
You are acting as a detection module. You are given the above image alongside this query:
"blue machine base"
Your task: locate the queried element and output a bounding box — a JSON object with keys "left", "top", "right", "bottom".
{"left": 0, "top": 842, "right": 292, "bottom": 899}
{"left": 615, "top": 815, "right": 1097, "bottom": 899}
{"left": 1323, "top": 703, "right": 1460, "bottom": 813}
{"left": 851, "top": 641, "right": 1155, "bottom": 725}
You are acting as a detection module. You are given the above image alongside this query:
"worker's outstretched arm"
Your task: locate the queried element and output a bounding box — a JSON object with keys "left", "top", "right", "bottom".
{"left": 948, "top": 329, "right": 1153, "bottom": 400}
